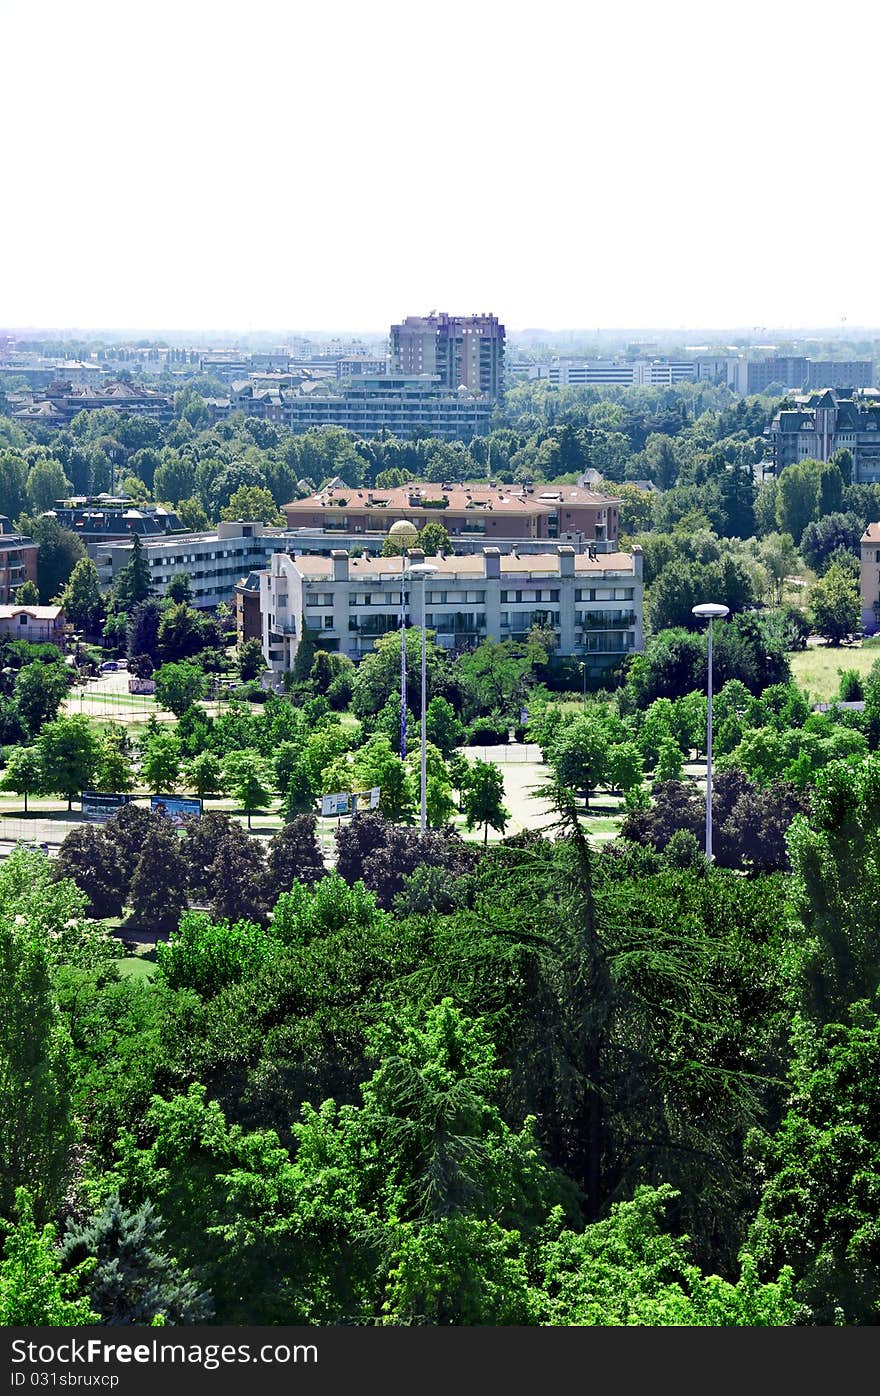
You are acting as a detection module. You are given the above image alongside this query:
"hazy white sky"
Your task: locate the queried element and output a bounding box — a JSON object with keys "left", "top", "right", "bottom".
{"left": 3, "top": 0, "right": 877, "bottom": 334}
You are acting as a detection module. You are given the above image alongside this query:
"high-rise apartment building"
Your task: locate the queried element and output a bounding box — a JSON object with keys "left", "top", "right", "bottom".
{"left": 390, "top": 313, "right": 505, "bottom": 398}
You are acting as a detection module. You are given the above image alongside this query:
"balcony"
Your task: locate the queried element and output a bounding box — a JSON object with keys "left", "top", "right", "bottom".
{"left": 577, "top": 609, "right": 637, "bottom": 629}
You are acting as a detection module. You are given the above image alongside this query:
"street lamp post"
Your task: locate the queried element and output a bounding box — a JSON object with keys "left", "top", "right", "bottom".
{"left": 691, "top": 602, "right": 730, "bottom": 860}
{"left": 579, "top": 660, "right": 587, "bottom": 710}
{"left": 408, "top": 563, "right": 438, "bottom": 833}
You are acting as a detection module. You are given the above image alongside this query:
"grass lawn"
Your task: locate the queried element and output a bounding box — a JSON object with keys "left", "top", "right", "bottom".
{"left": 118, "top": 954, "right": 157, "bottom": 981}
{"left": 790, "top": 643, "right": 878, "bottom": 703}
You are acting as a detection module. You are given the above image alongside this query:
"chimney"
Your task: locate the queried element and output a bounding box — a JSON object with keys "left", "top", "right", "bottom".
{"left": 408, "top": 547, "right": 425, "bottom": 564}
{"left": 557, "top": 544, "right": 575, "bottom": 578}
{"left": 483, "top": 546, "right": 501, "bottom": 579}
{"left": 631, "top": 543, "right": 643, "bottom": 582}
{"left": 330, "top": 549, "right": 349, "bottom": 581}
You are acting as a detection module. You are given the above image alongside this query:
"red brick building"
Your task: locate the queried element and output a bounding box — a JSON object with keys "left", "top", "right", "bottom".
{"left": 283, "top": 483, "right": 620, "bottom": 545}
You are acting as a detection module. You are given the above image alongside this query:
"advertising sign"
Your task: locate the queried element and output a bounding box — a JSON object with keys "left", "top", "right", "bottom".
{"left": 350, "top": 786, "right": 381, "bottom": 812}
{"left": 150, "top": 795, "right": 203, "bottom": 827}
{"left": 128, "top": 677, "right": 156, "bottom": 695}
{"left": 321, "top": 791, "right": 351, "bottom": 817}
{"left": 81, "top": 792, "right": 132, "bottom": 823}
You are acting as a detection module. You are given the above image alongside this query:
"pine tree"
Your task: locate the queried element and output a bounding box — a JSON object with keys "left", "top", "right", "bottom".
{"left": 59, "top": 1194, "right": 213, "bottom": 1325}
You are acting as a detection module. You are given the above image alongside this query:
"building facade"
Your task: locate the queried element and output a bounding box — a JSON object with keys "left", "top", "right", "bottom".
{"left": 860, "top": 523, "right": 880, "bottom": 633}
{"left": 0, "top": 604, "right": 66, "bottom": 644}
{"left": 93, "top": 521, "right": 292, "bottom": 609}
{"left": 390, "top": 314, "right": 505, "bottom": 398}
{"left": 259, "top": 545, "right": 643, "bottom": 677}
{"left": 0, "top": 518, "right": 38, "bottom": 603}
{"left": 279, "top": 376, "right": 494, "bottom": 441}
{"left": 765, "top": 389, "right": 880, "bottom": 480}
{"left": 283, "top": 483, "right": 620, "bottom": 545}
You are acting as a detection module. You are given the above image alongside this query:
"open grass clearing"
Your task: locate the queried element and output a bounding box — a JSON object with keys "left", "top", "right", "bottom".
{"left": 789, "top": 643, "right": 877, "bottom": 703}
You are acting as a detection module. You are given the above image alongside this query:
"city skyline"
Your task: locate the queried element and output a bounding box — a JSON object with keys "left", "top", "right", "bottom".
{"left": 4, "top": 0, "right": 877, "bottom": 333}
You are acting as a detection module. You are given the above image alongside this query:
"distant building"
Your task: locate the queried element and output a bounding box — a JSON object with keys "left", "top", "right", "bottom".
{"left": 11, "top": 379, "right": 172, "bottom": 427}
{"left": 282, "top": 482, "right": 620, "bottom": 546}
{"left": 765, "top": 389, "right": 880, "bottom": 480}
{"left": 48, "top": 499, "right": 181, "bottom": 544}
{"left": 727, "top": 357, "right": 874, "bottom": 394}
{"left": 390, "top": 313, "right": 505, "bottom": 398}
{"left": 280, "top": 376, "right": 494, "bottom": 441}
{"left": 335, "top": 357, "right": 388, "bottom": 378}
{"left": 0, "top": 517, "right": 38, "bottom": 603}
{"left": 258, "top": 545, "right": 643, "bottom": 677}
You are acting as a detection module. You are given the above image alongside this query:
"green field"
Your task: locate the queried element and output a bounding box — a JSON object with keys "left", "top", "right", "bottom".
{"left": 790, "top": 643, "right": 880, "bottom": 703}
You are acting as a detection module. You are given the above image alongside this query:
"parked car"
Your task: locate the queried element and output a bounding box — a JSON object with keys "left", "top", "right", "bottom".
{"left": 100, "top": 661, "right": 119, "bottom": 672}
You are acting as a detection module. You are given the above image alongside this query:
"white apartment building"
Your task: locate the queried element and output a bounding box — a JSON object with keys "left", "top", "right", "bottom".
{"left": 260, "top": 545, "right": 643, "bottom": 676}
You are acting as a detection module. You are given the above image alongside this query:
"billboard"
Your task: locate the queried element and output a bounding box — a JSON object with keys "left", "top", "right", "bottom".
{"left": 128, "top": 677, "right": 156, "bottom": 695}
{"left": 320, "top": 787, "right": 381, "bottom": 816}
{"left": 81, "top": 791, "right": 132, "bottom": 823}
{"left": 351, "top": 786, "right": 381, "bottom": 812}
{"left": 150, "top": 795, "right": 203, "bottom": 827}
{"left": 321, "top": 791, "right": 350, "bottom": 817}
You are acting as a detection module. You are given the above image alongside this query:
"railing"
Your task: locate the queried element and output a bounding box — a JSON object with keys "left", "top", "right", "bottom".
{"left": 577, "top": 610, "right": 637, "bottom": 628}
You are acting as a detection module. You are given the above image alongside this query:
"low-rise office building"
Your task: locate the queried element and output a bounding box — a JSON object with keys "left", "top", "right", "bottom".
{"left": 259, "top": 545, "right": 643, "bottom": 677}
{"left": 283, "top": 482, "right": 620, "bottom": 545}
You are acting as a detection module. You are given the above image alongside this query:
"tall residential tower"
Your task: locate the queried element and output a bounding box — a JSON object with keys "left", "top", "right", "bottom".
{"left": 390, "top": 312, "right": 505, "bottom": 398}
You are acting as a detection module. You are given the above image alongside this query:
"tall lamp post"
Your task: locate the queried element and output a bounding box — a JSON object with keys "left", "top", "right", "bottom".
{"left": 691, "top": 602, "right": 730, "bottom": 860}
{"left": 578, "top": 660, "right": 587, "bottom": 710}
{"left": 408, "top": 562, "right": 438, "bottom": 833}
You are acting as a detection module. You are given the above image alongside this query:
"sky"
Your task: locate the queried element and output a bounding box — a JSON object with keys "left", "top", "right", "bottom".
{"left": 3, "top": 0, "right": 878, "bottom": 335}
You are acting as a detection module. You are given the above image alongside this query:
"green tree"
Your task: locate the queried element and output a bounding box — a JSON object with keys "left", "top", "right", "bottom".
{"left": 94, "top": 723, "right": 135, "bottom": 793}
{"left": 809, "top": 562, "right": 859, "bottom": 644}
{"left": 605, "top": 741, "right": 644, "bottom": 795}
{"left": 112, "top": 532, "right": 152, "bottom": 611}
{"left": 654, "top": 735, "right": 685, "bottom": 783}
{"left": 462, "top": 759, "right": 509, "bottom": 844}
{"left": 129, "top": 818, "right": 190, "bottom": 932}
{"left": 59, "top": 1193, "right": 212, "bottom": 1325}
{"left": 157, "top": 602, "right": 207, "bottom": 663}
{"left": 153, "top": 661, "right": 209, "bottom": 718}
{"left": 418, "top": 521, "right": 452, "bottom": 556}
{"left": 183, "top": 750, "right": 223, "bottom": 799}
{"left": 166, "top": 572, "right": 192, "bottom": 604}
{"left": 0, "top": 746, "right": 43, "bottom": 813}
{"left": 0, "top": 1189, "right": 98, "bottom": 1325}
{"left": 14, "top": 659, "right": 70, "bottom": 735}
{"left": 775, "top": 459, "right": 822, "bottom": 545}
{"left": 748, "top": 1003, "right": 880, "bottom": 1324}
{"left": 53, "top": 825, "right": 127, "bottom": 919}
{"left": 238, "top": 637, "right": 265, "bottom": 681}
{"left": 220, "top": 485, "right": 284, "bottom": 525}
{"left": 0, "top": 920, "right": 74, "bottom": 1219}
{"left": 425, "top": 695, "right": 465, "bottom": 755}
{"left": 221, "top": 750, "right": 274, "bottom": 828}
{"left": 27, "top": 457, "right": 72, "bottom": 514}
{"left": 14, "top": 579, "right": 39, "bottom": 605}
{"left": 141, "top": 729, "right": 181, "bottom": 792}
{"left": 37, "top": 715, "right": 101, "bottom": 809}
{"left": 60, "top": 557, "right": 104, "bottom": 631}
{"left": 550, "top": 714, "right": 608, "bottom": 807}
{"left": 19, "top": 515, "right": 85, "bottom": 603}
{"left": 757, "top": 532, "right": 800, "bottom": 606}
